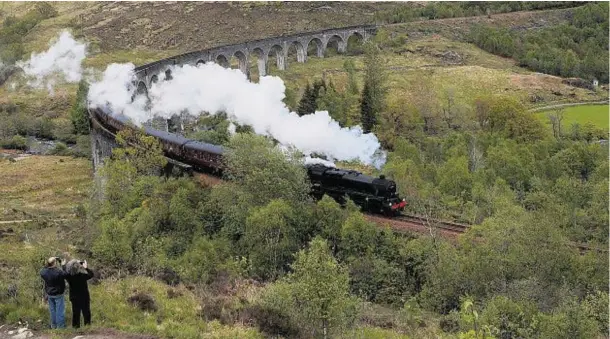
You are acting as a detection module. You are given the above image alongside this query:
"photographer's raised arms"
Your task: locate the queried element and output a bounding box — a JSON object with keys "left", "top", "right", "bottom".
{"left": 40, "top": 256, "right": 95, "bottom": 329}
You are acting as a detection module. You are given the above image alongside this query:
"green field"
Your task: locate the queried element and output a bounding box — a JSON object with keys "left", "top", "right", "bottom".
{"left": 536, "top": 104, "right": 609, "bottom": 130}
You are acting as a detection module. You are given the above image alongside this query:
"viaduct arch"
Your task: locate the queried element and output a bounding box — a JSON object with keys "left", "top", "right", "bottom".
{"left": 131, "top": 25, "right": 377, "bottom": 94}
{"left": 91, "top": 25, "right": 377, "bottom": 173}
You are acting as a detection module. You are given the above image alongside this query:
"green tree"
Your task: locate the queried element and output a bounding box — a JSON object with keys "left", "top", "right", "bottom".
{"left": 339, "top": 212, "right": 378, "bottom": 260}
{"left": 317, "top": 80, "right": 346, "bottom": 125}
{"left": 70, "top": 80, "right": 90, "bottom": 135}
{"left": 92, "top": 217, "right": 133, "bottom": 269}
{"left": 458, "top": 299, "right": 495, "bottom": 339}
{"left": 480, "top": 296, "right": 540, "bottom": 338}
{"left": 360, "top": 41, "right": 387, "bottom": 133}
{"left": 177, "top": 236, "right": 235, "bottom": 284}
{"left": 223, "top": 133, "right": 311, "bottom": 207}
{"left": 262, "top": 237, "right": 358, "bottom": 338}
{"left": 99, "top": 129, "right": 167, "bottom": 216}
{"left": 244, "top": 199, "right": 297, "bottom": 280}
{"left": 438, "top": 155, "right": 473, "bottom": 201}
{"left": 112, "top": 128, "right": 167, "bottom": 176}
{"left": 313, "top": 195, "right": 348, "bottom": 254}
{"left": 297, "top": 82, "right": 316, "bottom": 116}
{"left": 360, "top": 82, "right": 375, "bottom": 133}
{"left": 538, "top": 297, "right": 600, "bottom": 339}
{"left": 284, "top": 85, "right": 298, "bottom": 111}
{"left": 343, "top": 59, "right": 359, "bottom": 96}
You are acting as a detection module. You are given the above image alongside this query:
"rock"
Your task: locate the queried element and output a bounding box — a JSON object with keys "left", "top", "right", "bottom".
{"left": 12, "top": 329, "right": 33, "bottom": 339}
{"left": 441, "top": 50, "right": 462, "bottom": 64}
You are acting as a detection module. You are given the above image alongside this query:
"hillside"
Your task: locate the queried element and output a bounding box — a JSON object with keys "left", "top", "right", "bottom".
{"left": 0, "top": 3, "right": 605, "bottom": 121}
{"left": 0, "top": 2, "right": 608, "bottom": 339}
{"left": 1, "top": 2, "right": 414, "bottom": 56}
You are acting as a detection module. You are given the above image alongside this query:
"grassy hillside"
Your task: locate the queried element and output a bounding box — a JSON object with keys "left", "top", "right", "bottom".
{"left": 0, "top": 2, "right": 605, "bottom": 128}
{"left": 0, "top": 155, "right": 91, "bottom": 220}
{"left": 273, "top": 34, "right": 607, "bottom": 116}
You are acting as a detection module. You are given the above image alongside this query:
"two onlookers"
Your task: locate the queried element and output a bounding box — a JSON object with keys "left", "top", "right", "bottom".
{"left": 39, "top": 256, "right": 94, "bottom": 329}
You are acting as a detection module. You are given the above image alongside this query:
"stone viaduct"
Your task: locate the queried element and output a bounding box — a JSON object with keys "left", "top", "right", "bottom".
{"left": 131, "top": 25, "right": 377, "bottom": 95}
{"left": 91, "top": 24, "right": 377, "bottom": 174}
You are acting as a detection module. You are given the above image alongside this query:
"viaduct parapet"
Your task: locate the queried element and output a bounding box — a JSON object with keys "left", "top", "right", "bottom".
{"left": 131, "top": 25, "right": 377, "bottom": 95}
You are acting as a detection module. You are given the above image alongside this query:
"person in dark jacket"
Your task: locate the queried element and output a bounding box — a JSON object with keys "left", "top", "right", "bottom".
{"left": 64, "top": 259, "right": 94, "bottom": 328}
{"left": 40, "top": 257, "right": 67, "bottom": 329}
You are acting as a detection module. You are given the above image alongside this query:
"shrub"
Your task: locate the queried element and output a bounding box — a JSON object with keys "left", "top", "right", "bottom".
{"left": 242, "top": 304, "right": 300, "bottom": 338}
{"left": 127, "top": 292, "right": 157, "bottom": 312}
{"left": 1, "top": 135, "right": 27, "bottom": 150}
{"left": 49, "top": 142, "right": 71, "bottom": 156}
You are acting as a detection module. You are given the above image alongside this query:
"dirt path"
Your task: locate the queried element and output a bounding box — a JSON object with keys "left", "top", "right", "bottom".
{"left": 0, "top": 325, "right": 157, "bottom": 339}
{"left": 0, "top": 219, "right": 69, "bottom": 225}
{"left": 528, "top": 100, "right": 608, "bottom": 112}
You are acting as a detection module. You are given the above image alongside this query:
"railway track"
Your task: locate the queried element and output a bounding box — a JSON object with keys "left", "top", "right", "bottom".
{"left": 367, "top": 213, "right": 607, "bottom": 254}
{"left": 396, "top": 214, "right": 470, "bottom": 234}
{"left": 89, "top": 114, "right": 605, "bottom": 254}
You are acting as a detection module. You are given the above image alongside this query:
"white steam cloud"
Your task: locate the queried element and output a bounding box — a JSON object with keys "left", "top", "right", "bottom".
{"left": 88, "top": 62, "right": 387, "bottom": 168}
{"left": 17, "top": 30, "right": 87, "bottom": 94}
{"left": 20, "top": 31, "right": 387, "bottom": 168}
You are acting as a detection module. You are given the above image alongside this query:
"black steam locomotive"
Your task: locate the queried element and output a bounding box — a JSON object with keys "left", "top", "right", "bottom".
{"left": 90, "top": 108, "right": 406, "bottom": 215}
{"left": 306, "top": 164, "right": 406, "bottom": 216}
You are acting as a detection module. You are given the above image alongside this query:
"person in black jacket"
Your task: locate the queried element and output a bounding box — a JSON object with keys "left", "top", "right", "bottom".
{"left": 40, "top": 257, "right": 67, "bottom": 329}
{"left": 64, "top": 259, "right": 94, "bottom": 328}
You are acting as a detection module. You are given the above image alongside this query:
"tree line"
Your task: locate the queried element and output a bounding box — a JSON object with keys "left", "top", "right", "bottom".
{"left": 469, "top": 2, "right": 609, "bottom": 82}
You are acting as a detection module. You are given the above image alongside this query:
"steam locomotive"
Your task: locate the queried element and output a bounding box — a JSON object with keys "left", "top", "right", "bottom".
{"left": 306, "top": 164, "right": 406, "bottom": 216}
{"left": 90, "top": 108, "right": 407, "bottom": 215}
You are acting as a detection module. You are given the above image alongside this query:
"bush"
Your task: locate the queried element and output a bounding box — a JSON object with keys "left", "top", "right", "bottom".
{"left": 242, "top": 304, "right": 300, "bottom": 338}
{"left": 0, "top": 135, "right": 27, "bottom": 150}
{"left": 538, "top": 297, "right": 599, "bottom": 339}
{"left": 34, "top": 2, "right": 58, "bottom": 19}
{"left": 32, "top": 117, "right": 54, "bottom": 139}
{"left": 480, "top": 296, "right": 540, "bottom": 338}
{"left": 49, "top": 142, "right": 71, "bottom": 156}
{"left": 51, "top": 118, "right": 76, "bottom": 143}
{"left": 71, "top": 135, "right": 91, "bottom": 158}
{"left": 127, "top": 292, "right": 158, "bottom": 312}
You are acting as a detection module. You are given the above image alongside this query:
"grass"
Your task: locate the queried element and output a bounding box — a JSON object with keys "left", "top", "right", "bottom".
{"left": 87, "top": 276, "right": 263, "bottom": 338}
{"left": 536, "top": 104, "right": 609, "bottom": 131}
{"left": 0, "top": 155, "right": 92, "bottom": 221}
{"left": 270, "top": 36, "right": 607, "bottom": 112}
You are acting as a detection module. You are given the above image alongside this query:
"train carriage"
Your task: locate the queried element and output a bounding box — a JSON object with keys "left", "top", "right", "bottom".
{"left": 91, "top": 107, "right": 406, "bottom": 216}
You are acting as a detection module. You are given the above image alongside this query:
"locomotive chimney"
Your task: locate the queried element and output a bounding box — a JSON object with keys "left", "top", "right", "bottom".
{"left": 379, "top": 174, "right": 386, "bottom": 179}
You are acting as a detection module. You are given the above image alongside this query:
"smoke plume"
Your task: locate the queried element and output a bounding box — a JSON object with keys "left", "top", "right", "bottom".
{"left": 17, "top": 30, "right": 87, "bottom": 94}
{"left": 10, "top": 30, "right": 388, "bottom": 167}
{"left": 88, "top": 62, "right": 386, "bottom": 168}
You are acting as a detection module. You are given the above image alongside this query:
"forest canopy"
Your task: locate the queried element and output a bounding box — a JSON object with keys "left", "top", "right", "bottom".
{"left": 469, "top": 2, "right": 609, "bottom": 82}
